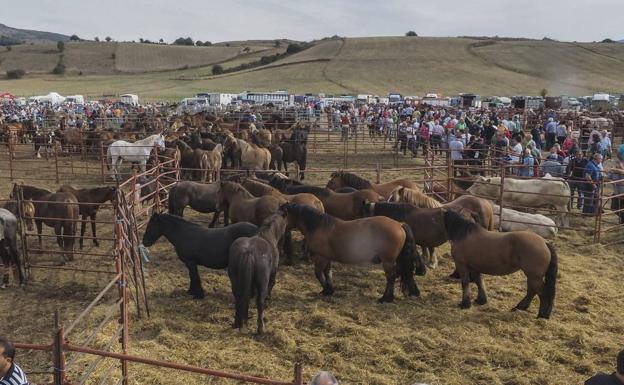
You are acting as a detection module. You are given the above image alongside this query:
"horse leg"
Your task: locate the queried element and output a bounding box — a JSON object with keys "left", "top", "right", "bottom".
{"left": 186, "top": 262, "right": 204, "bottom": 299}
{"left": 378, "top": 261, "right": 397, "bottom": 303}
{"left": 314, "top": 259, "right": 332, "bottom": 296}
{"left": 79, "top": 215, "right": 87, "bottom": 249}
{"left": 457, "top": 265, "right": 471, "bottom": 309}
{"left": 8, "top": 237, "right": 25, "bottom": 286}
{"left": 429, "top": 246, "right": 438, "bottom": 269}
{"left": 513, "top": 281, "right": 537, "bottom": 312}
{"left": 64, "top": 222, "right": 74, "bottom": 262}
{"left": 282, "top": 229, "right": 293, "bottom": 265}
{"left": 209, "top": 210, "right": 220, "bottom": 227}
{"left": 255, "top": 281, "right": 268, "bottom": 334}
{"left": 54, "top": 223, "right": 65, "bottom": 263}
{"left": 91, "top": 213, "right": 99, "bottom": 247}
{"left": 472, "top": 272, "right": 488, "bottom": 305}
{"left": 323, "top": 263, "right": 334, "bottom": 296}
{"left": 0, "top": 247, "right": 9, "bottom": 289}
{"left": 36, "top": 220, "right": 43, "bottom": 248}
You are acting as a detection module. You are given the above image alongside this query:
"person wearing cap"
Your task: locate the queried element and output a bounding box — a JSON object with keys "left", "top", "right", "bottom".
{"left": 583, "top": 153, "right": 603, "bottom": 215}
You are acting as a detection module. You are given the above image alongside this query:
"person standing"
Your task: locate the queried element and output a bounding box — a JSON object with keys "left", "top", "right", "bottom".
{"left": 545, "top": 117, "right": 557, "bottom": 150}
{"left": 0, "top": 337, "right": 29, "bottom": 385}
{"left": 449, "top": 133, "right": 464, "bottom": 175}
{"left": 556, "top": 120, "right": 567, "bottom": 146}
{"left": 583, "top": 153, "right": 603, "bottom": 215}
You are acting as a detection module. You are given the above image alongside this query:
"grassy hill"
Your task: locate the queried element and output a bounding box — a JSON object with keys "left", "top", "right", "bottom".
{"left": 0, "top": 23, "right": 70, "bottom": 44}
{"left": 2, "top": 36, "right": 624, "bottom": 100}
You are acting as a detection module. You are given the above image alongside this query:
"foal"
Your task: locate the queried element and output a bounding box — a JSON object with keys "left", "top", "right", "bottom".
{"left": 228, "top": 210, "right": 288, "bottom": 334}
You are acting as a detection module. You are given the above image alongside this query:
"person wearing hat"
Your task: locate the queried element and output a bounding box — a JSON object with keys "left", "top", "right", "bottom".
{"left": 585, "top": 348, "right": 624, "bottom": 385}
{"left": 309, "top": 371, "right": 338, "bottom": 385}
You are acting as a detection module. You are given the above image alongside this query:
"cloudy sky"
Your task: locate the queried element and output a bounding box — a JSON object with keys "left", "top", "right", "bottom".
{"left": 4, "top": 0, "right": 623, "bottom": 43}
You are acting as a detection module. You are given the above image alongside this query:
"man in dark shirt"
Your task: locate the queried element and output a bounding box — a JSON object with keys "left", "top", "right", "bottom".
{"left": 585, "top": 349, "right": 624, "bottom": 385}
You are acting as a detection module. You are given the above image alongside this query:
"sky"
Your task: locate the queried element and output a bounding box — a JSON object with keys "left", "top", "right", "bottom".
{"left": 2, "top": 0, "right": 623, "bottom": 43}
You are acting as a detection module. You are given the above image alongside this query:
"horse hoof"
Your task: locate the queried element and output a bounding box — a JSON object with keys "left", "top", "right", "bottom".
{"left": 460, "top": 300, "right": 471, "bottom": 309}
{"left": 378, "top": 296, "right": 394, "bottom": 303}
{"left": 475, "top": 297, "right": 488, "bottom": 305}
{"left": 193, "top": 293, "right": 205, "bottom": 299}
{"left": 449, "top": 271, "right": 460, "bottom": 279}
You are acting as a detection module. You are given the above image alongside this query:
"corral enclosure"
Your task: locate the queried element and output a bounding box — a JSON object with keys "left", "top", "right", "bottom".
{"left": 1, "top": 118, "right": 623, "bottom": 385}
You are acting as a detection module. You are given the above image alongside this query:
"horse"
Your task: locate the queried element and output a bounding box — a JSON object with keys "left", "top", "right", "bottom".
{"left": 442, "top": 209, "right": 558, "bottom": 319}
{"left": 218, "top": 182, "right": 283, "bottom": 227}
{"left": 0, "top": 209, "right": 26, "bottom": 288}
{"left": 387, "top": 186, "right": 443, "bottom": 208}
{"left": 142, "top": 213, "right": 258, "bottom": 299}
{"left": 326, "top": 171, "right": 420, "bottom": 199}
{"left": 204, "top": 144, "right": 223, "bottom": 183}
{"left": 362, "top": 197, "right": 493, "bottom": 269}
{"left": 228, "top": 211, "right": 288, "bottom": 334}
{"left": 176, "top": 140, "right": 210, "bottom": 182}
{"left": 107, "top": 134, "right": 165, "bottom": 178}
{"left": 167, "top": 181, "right": 224, "bottom": 227}
{"left": 280, "top": 185, "right": 382, "bottom": 221}
{"left": 3, "top": 199, "right": 36, "bottom": 233}
{"left": 11, "top": 184, "right": 78, "bottom": 262}
{"left": 57, "top": 185, "right": 117, "bottom": 249}
{"left": 239, "top": 139, "right": 271, "bottom": 171}
{"left": 284, "top": 203, "right": 426, "bottom": 302}
{"left": 279, "top": 141, "right": 307, "bottom": 180}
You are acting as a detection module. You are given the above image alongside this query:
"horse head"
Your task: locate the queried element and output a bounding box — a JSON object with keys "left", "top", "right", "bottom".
{"left": 22, "top": 199, "right": 35, "bottom": 232}
{"left": 156, "top": 134, "right": 166, "bottom": 149}
{"left": 142, "top": 213, "right": 162, "bottom": 247}
{"left": 325, "top": 171, "right": 344, "bottom": 191}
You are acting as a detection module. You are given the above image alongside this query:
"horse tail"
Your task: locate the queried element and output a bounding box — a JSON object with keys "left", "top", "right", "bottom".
{"left": 230, "top": 249, "right": 254, "bottom": 329}
{"left": 540, "top": 243, "right": 558, "bottom": 319}
{"left": 396, "top": 222, "right": 420, "bottom": 297}
{"left": 168, "top": 185, "right": 177, "bottom": 215}
{"left": 105, "top": 145, "right": 111, "bottom": 171}
{"left": 487, "top": 204, "right": 494, "bottom": 231}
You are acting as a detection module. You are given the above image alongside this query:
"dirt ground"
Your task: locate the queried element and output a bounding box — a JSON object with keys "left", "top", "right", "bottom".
{"left": 1, "top": 132, "right": 623, "bottom": 385}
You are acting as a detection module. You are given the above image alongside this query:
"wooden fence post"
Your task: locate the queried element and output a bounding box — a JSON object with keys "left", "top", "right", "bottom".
{"left": 100, "top": 141, "right": 106, "bottom": 183}
{"left": 8, "top": 139, "right": 14, "bottom": 181}
{"left": 54, "top": 143, "right": 60, "bottom": 183}
{"left": 498, "top": 162, "right": 506, "bottom": 232}
{"left": 594, "top": 177, "right": 604, "bottom": 243}
{"left": 294, "top": 362, "right": 303, "bottom": 385}
{"left": 53, "top": 310, "right": 66, "bottom": 385}
{"left": 16, "top": 186, "right": 30, "bottom": 281}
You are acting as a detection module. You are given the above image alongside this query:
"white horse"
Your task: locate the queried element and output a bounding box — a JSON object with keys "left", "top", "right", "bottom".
{"left": 107, "top": 134, "right": 165, "bottom": 178}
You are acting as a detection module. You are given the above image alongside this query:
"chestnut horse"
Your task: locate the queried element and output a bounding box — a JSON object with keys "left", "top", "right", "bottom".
{"left": 285, "top": 203, "right": 426, "bottom": 302}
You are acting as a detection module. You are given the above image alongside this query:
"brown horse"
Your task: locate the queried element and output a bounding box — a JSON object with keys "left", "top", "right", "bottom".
{"left": 442, "top": 209, "right": 558, "bottom": 319}
{"left": 388, "top": 186, "right": 494, "bottom": 266}
{"left": 326, "top": 171, "right": 420, "bottom": 199}
{"left": 218, "top": 182, "right": 283, "bottom": 226}
{"left": 284, "top": 203, "right": 426, "bottom": 302}
{"left": 177, "top": 140, "right": 210, "bottom": 182}
{"left": 281, "top": 185, "right": 382, "bottom": 220}
{"left": 57, "top": 185, "right": 117, "bottom": 249}
{"left": 239, "top": 178, "right": 324, "bottom": 212}
{"left": 11, "top": 184, "right": 78, "bottom": 262}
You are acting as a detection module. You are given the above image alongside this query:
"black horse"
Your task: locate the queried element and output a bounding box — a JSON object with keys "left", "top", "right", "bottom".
{"left": 228, "top": 210, "right": 288, "bottom": 334}
{"left": 142, "top": 213, "right": 258, "bottom": 298}
{"left": 279, "top": 141, "right": 307, "bottom": 180}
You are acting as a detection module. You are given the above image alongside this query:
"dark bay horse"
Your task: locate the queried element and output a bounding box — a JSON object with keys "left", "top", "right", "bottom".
{"left": 285, "top": 203, "right": 426, "bottom": 302}
{"left": 142, "top": 213, "right": 258, "bottom": 299}
{"left": 326, "top": 171, "right": 420, "bottom": 199}
{"left": 167, "top": 181, "right": 223, "bottom": 227}
{"left": 57, "top": 185, "right": 117, "bottom": 249}
{"left": 443, "top": 209, "right": 558, "bottom": 319}
{"left": 11, "top": 184, "right": 78, "bottom": 262}
{"left": 279, "top": 185, "right": 382, "bottom": 221}
{"left": 228, "top": 210, "right": 288, "bottom": 334}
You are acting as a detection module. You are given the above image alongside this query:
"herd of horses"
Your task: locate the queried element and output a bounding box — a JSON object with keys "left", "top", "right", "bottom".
{"left": 0, "top": 168, "right": 560, "bottom": 333}
{"left": 141, "top": 171, "right": 558, "bottom": 333}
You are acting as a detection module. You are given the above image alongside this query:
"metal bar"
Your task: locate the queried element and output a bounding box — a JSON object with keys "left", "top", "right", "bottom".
{"left": 64, "top": 273, "right": 122, "bottom": 336}
{"left": 63, "top": 344, "right": 296, "bottom": 385}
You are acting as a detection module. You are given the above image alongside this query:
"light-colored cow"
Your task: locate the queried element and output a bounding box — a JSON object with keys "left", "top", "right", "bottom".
{"left": 490, "top": 203, "right": 558, "bottom": 239}
{"left": 467, "top": 176, "right": 570, "bottom": 227}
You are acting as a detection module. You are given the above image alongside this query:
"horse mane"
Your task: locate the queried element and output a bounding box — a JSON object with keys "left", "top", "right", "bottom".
{"left": 17, "top": 184, "right": 53, "bottom": 197}
{"left": 243, "top": 178, "right": 280, "bottom": 195}
{"left": 333, "top": 171, "right": 374, "bottom": 190}
{"left": 222, "top": 182, "right": 254, "bottom": 199}
{"left": 443, "top": 209, "right": 480, "bottom": 242}
{"left": 136, "top": 133, "right": 162, "bottom": 145}
{"left": 287, "top": 203, "right": 335, "bottom": 231}
{"left": 370, "top": 202, "right": 415, "bottom": 221}
{"left": 398, "top": 187, "right": 443, "bottom": 208}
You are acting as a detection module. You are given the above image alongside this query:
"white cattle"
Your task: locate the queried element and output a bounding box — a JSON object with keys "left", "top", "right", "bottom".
{"left": 467, "top": 176, "right": 570, "bottom": 227}
{"left": 490, "top": 203, "right": 558, "bottom": 239}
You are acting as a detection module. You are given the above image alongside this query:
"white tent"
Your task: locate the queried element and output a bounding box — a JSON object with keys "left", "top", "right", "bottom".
{"left": 34, "top": 92, "right": 66, "bottom": 104}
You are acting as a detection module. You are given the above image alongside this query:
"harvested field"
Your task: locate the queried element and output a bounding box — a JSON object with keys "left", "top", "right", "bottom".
{"left": 1, "top": 131, "right": 623, "bottom": 385}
